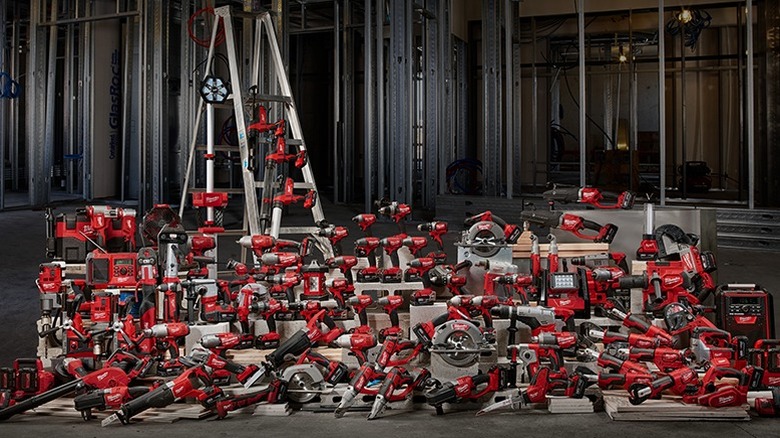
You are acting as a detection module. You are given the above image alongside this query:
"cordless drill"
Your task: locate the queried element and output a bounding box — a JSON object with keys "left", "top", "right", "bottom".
{"left": 265, "top": 272, "right": 302, "bottom": 302}
{"left": 352, "top": 214, "right": 377, "bottom": 236}
{"left": 379, "top": 234, "right": 407, "bottom": 283}
{"left": 325, "top": 277, "right": 356, "bottom": 309}
{"left": 317, "top": 226, "right": 349, "bottom": 256}
{"left": 377, "top": 200, "right": 412, "bottom": 233}
{"left": 418, "top": 221, "right": 448, "bottom": 262}
{"left": 346, "top": 295, "right": 374, "bottom": 334}
{"left": 378, "top": 295, "right": 405, "bottom": 341}
{"left": 325, "top": 256, "right": 358, "bottom": 284}
{"left": 405, "top": 257, "right": 437, "bottom": 283}
{"left": 355, "top": 237, "right": 381, "bottom": 282}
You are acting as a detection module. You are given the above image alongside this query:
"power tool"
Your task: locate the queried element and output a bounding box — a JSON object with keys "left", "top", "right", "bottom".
{"left": 354, "top": 237, "right": 381, "bottom": 282}
{"left": 628, "top": 366, "right": 699, "bottom": 405}
{"left": 376, "top": 200, "right": 412, "bottom": 233}
{"left": 324, "top": 255, "right": 358, "bottom": 284}
{"left": 520, "top": 210, "right": 618, "bottom": 243}
{"left": 352, "top": 214, "right": 377, "bottom": 236}
{"left": 317, "top": 226, "right": 349, "bottom": 256}
{"left": 379, "top": 234, "right": 408, "bottom": 283}
{"left": 346, "top": 295, "right": 374, "bottom": 334}
{"left": 463, "top": 211, "right": 522, "bottom": 244}
{"left": 214, "top": 377, "right": 288, "bottom": 419}
{"left": 543, "top": 185, "right": 635, "bottom": 210}
{"left": 754, "top": 387, "right": 780, "bottom": 416}
{"left": 749, "top": 339, "right": 780, "bottom": 388}
{"left": 425, "top": 366, "right": 508, "bottom": 415}
{"left": 418, "top": 221, "right": 448, "bottom": 261}
{"left": 367, "top": 367, "right": 433, "bottom": 420}
{"left": 377, "top": 295, "right": 405, "bottom": 340}
{"left": 405, "top": 257, "right": 436, "bottom": 283}
{"left": 0, "top": 359, "right": 129, "bottom": 422}
{"left": 73, "top": 386, "right": 151, "bottom": 421}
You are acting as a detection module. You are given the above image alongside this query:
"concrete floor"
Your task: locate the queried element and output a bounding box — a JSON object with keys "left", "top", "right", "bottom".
{"left": 0, "top": 200, "right": 779, "bottom": 434}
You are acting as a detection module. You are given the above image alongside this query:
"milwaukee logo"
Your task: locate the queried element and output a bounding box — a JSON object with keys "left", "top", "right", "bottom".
{"left": 452, "top": 323, "right": 470, "bottom": 331}
{"left": 717, "top": 395, "right": 735, "bottom": 405}
{"left": 559, "top": 299, "right": 571, "bottom": 306}
{"left": 97, "top": 372, "right": 109, "bottom": 381}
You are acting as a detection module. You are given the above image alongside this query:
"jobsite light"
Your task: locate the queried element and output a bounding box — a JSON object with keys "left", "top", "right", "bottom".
{"left": 677, "top": 9, "right": 693, "bottom": 24}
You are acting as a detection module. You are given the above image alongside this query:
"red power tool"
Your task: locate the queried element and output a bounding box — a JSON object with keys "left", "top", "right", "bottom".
{"left": 102, "top": 364, "right": 214, "bottom": 426}
{"left": 367, "top": 367, "right": 433, "bottom": 420}
{"left": 355, "top": 237, "right": 381, "bottom": 282}
{"left": 215, "top": 377, "right": 287, "bottom": 419}
{"left": 405, "top": 257, "right": 436, "bottom": 283}
{"left": 346, "top": 295, "right": 374, "bottom": 334}
{"left": 543, "top": 185, "right": 636, "bottom": 210}
{"left": 377, "top": 200, "right": 412, "bottom": 233}
{"left": 379, "top": 234, "right": 408, "bottom": 283}
{"left": 271, "top": 178, "right": 316, "bottom": 209}
{"left": 352, "top": 214, "right": 377, "bottom": 235}
{"left": 682, "top": 366, "right": 758, "bottom": 408}
{"left": 625, "top": 347, "right": 690, "bottom": 372}
{"left": 463, "top": 211, "right": 522, "bottom": 244}
{"left": 402, "top": 236, "right": 429, "bottom": 257}
{"left": 520, "top": 210, "right": 618, "bottom": 243}
{"left": 425, "top": 366, "right": 507, "bottom": 415}
{"left": 317, "top": 226, "right": 349, "bottom": 256}
{"left": 325, "top": 277, "right": 356, "bottom": 309}
{"left": 608, "top": 308, "right": 674, "bottom": 346}
{"left": 750, "top": 339, "right": 780, "bottom": 388}
{"left": 754, "top": 387, "right": 780, "bottom": 416}
{"left": 325, "top": 255, "right": 358, "bottom": 284}
{"left": 377, "top": 295, "right": 405, "bottom": 340}
{"left": 0, "top": 359, "right": 129, "bottom": 422}
{"left": 331, "top": 333, "right": 378, "bottom": 365}
{"left": 74, "top": 386, "right": 152, "bottom": 420}
{"left": 628, "top": 366, "right": 699, "bottom": 405}
{"left": 418, "top": 221, "right": 448, "bottom": 251}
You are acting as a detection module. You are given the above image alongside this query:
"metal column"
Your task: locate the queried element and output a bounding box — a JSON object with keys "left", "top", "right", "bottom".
{"left": 342, "top": 1, "right": 354, "bottom": 203}
{"left": 388, "top": 0, "right": 413, "bottom": 204}
{"left": 438, "top": 0, "right": 453, "bottom": 197}
{"left": 746, "top": 0, "right": 755, "bottom": 209}
{"left": 0, "top": 0, "right": 6, "bottom": 209}
{"left": 764, "top": 0, "right": 780, "bottom": 206}
{"left": 332, "top": 0, "right": 340, "bottom": 203}
{"left": 482, "top": 0, "right": 501, "bottom": 197}
{"left": 140, "top": 0, "right": 169, "bottom": 211}
{"left": 423, "top": 0, "right": 440, "bottom": 208}
{"left": 504, "top": 0, "right": 514, "bottom": 199}
{"left": 578, "top": 0, "right": 587, "bottom": 187}
{"left": 364, "top": 0, "right": 374, "bottom": 212}
{"left": 659, "top": 0, "right": 667, "bottom": 206}
{"left": 376, "top": 0, "right": 385, "bottom": 200}
{"left": 27, "top": 0, "right": 50, "bottom": 206}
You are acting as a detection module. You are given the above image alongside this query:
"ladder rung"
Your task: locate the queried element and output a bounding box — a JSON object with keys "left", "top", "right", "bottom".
{"left": 279, "top": 226, "right": 324, "bottom": 235}
{"left": 255, "top": 181, "right": 315, "bottom": 190}
{"left": 191, "top": 188, "right": 244, "bottom": 194}
{"left": 253, "top": 93, "right": 293, "bottom": 104}
{"left": 286, "top": 139, "right": 303, "bottom": 146}
{"left": 215, "top": 229, "right": 248, "bottom": 237}
{"left": 195, "top": 144, "right": 240, "bottom": 152}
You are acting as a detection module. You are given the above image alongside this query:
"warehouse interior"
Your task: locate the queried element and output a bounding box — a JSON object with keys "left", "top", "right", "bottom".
{"left": 1, "top": 0, "right": 780, "bottom": 435}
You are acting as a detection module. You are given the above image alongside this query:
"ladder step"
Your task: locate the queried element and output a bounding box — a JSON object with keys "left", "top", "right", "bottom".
{"left": 216, "top": 229, "right": 248, "bottom": 237}
{"left": 253, "top": 93, "right": 293, "bottom": 104}
{"left": 279, "top": 226, "right": 325, "bottom": 235}
{"left": 255, "top": 181, "right": 315, "bottom": 190}
{"left": 286, "top": 139, "right": 304, "bottom": 146}
{"left": 191, "top": 188, "right": 244, "bottom": 194}
{"left": 195, "top": 144, "right": 240, "bottom": 152}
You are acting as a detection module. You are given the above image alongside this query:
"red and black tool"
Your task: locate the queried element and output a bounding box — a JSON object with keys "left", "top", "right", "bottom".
{"left": 325, "top": 255, "right": 358, "bottom": 284}
{"left": 627, "top": 366, "right": 699, "bottom": 405}
{"left": 377, "top": 295, "right": 405, "bottom": 340}
{"left": 214, "top": 377, "right": 287, "bottom": 419}
{"left": 317, "top": 226, "right": 349, "bottom": 256}
{"left": 379, "top": 234, "right": 408, "bottom": 283}
{"left": 354, "top": 237, "right": 381, "bottom": 282}
{"left": 0, "top": 360, "right": 129, "bottom": 422}
{"left": 463, "top": 211, "right": 522, "bottom": 244}
{"left": 376, "top": 200, "right": 412, "bottom": 233}
{"left": 74, "top": 386, "right": 152, "bottom": 421}
{"left": 352, "top": 214, "right": 377, "bottom": 236}
{"left": 367, "top": 367, "right": 432, "bottom": 420}
{"left": 520, "top": 210, "right": 618, "bottom": 244}
{"left": 425, "top": 366, "right": 507, "bottom": 415}
{"left": 543, "top": 185, "right": 635, "bottom": 210}
{"left": 102, "top": 365, "right": 213, "bottom": 426}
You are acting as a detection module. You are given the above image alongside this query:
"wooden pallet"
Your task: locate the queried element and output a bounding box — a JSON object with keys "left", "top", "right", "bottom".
{"left": 26, "top": 397, "right": 212, "bottom": 423}
{"left": 227, "top": 347, "right": 345, "bottom": 366}
{"left": 603, "top": 392, "right": 750, "bottom": 421}
{"left": 512, "top": 233, "right": 609, "bottom": 259}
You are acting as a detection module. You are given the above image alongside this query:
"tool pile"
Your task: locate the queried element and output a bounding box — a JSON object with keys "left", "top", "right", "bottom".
{"left": 0, "top": 184, "right": 777, "bottom": 426}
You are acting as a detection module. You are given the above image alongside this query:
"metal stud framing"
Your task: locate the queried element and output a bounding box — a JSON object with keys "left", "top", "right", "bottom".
{"left": 388, "top": 0, "right": 413, "bottom": 204}
{"left": 482, "top": 0, "right": 502, "bottom": 197}
{"left": 423, "top": 0, "right": 440, "bottom": 208}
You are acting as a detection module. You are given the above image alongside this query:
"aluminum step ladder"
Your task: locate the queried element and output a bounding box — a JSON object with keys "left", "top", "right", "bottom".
{"left": 179, "top": 6, "right": 333, "bottom": 260}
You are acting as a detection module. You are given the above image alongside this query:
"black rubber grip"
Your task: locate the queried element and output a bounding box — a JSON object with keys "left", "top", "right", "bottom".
{"left": 581, "top": 219, "right": 603, "bottom": 231}
{"left": 619, "top": 275, "right": 647, "bottom": 289}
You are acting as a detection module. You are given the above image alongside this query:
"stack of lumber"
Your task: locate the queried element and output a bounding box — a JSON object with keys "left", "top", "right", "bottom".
{"left": 26, "top": 397, "right": 211, "bottom": 423}
{"left": 512, "top": 232, "right": 609, "bottom": 259}
{"left": 602, "top": 392, "right": 750, "bottom": 421}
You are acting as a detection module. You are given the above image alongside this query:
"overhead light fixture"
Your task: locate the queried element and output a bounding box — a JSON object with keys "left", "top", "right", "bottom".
{"left": 677, "top": 9, "right": 693, "bottom": 24}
